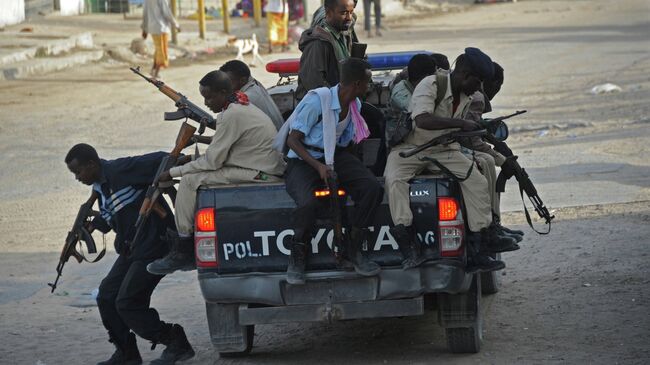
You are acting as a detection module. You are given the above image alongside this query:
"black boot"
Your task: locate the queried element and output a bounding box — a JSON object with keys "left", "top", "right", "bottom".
{"left": 97, "top": 333, "right": 142, "bottom": 365}
{"left": 495, "top": 223, "right": 523, "bottom": 243}
{"left": 482, "top": 223, "right": 520, "bottom": 253}
{"left": 493, "top": 213, "right": 524, "bottom": 237}
{"left": 286, "top": 240, "right": 307, "bottom": 285}
{"left": 147, "top": 231, "right": 196, "bottom": 275}
{"left": 390, "top": 224, "right": 426, "bottom": 269}
{"left": 345, "top": 227, "right": 381, "bottom": 276}
{"left": 151, "top": 324, "right": 195, "bottom": 365}
{"left": 465, "top": 233, "right": 505, "bottom": 273}
{"left": 466, "top": 253, "right": 506, "bottom": 273}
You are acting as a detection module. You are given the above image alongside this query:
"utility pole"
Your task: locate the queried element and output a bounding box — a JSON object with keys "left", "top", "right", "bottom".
{"left": 170, "top": 0, "right": 178, "bottom": 44}
{"left": 198, "top": 0, "right": 206, "bottom": 39}
{"left": 221, "top": 0, "right": 231, "bottom": 34}
{"left": 253, "top": 0, "right": 262, "bottom": 27}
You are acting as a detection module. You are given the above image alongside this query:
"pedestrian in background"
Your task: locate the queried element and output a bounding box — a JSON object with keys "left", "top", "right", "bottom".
{"left": 265, "top": 0, "right": 290, "bottom": 53}
{"left": 142, "top": 0, "right": 181, "bottom": 79}
{"left": 362, "top": 0, "right": 382, "bottom": 37}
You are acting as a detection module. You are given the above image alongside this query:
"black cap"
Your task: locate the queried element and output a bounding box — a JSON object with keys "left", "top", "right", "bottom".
{"left": 464, "top": 47, "right": 494, "bottom": 81}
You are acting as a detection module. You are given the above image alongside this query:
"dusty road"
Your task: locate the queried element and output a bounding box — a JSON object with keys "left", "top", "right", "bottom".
{"left": 0, "top": 0, "right": 649, "bottom": 364}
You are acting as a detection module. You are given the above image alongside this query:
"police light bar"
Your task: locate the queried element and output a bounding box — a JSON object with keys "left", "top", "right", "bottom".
{"left": 265, "top": 50, "right": 433, "bottom": 75}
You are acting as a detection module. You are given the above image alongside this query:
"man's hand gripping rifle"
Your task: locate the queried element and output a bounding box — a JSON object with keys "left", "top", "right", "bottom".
{"left": 129, "top": 122, "right": 197, "bottom": 253}
{"left": 130, "top": 66, "right": 215, "bottom": 135}
{"left": 49, "top": 191, "right": 105, "bottom": 293}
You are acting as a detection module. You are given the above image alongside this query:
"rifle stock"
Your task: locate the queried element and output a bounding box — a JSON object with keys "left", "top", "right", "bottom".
{"left": 129, "top": 122, "right": 197, "bottom": 252}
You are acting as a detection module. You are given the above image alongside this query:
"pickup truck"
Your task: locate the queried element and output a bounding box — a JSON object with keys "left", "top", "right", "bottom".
{"left": 192, "top": 52, "right": 502, "bottom": 356}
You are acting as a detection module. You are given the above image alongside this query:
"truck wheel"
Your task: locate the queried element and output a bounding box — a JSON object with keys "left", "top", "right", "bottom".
{"left": 219, "top": 325, "right": 254, "bottom": 358}
{"left": 481, "top": 253, "right": 501, "bottom": 295}
{"left": 442, "top": 274, "right": 482, "bottom": 353}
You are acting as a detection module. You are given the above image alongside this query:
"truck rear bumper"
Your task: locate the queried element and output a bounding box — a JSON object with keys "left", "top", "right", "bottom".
{"left": 198, "top": 260, "right": 471, "bottom": 306}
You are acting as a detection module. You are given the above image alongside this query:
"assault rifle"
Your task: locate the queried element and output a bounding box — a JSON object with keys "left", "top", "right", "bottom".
{"left": 129, "top": 122, "right": 197, "bottom": 252}
{"left": 480, "top": 110, "right": 526, "bottom": 138}
{"left": 399, "top": 130, "right": 488, "bottom": 158}
{"left": 489, "top": 136, "right": 554, "bottom": 234}
{"left": 49, "top": 192, "right": 105, "bottom": 293}
{"left": 130, "top": 67, "right": 215, "bottom": 134}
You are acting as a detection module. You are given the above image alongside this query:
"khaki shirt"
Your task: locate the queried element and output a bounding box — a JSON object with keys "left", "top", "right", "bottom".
{"left": 405, "top": 72, "right": 473, "bottom": 147}
{"left": 170, "top": 103, "right": 286, "bottom": 178}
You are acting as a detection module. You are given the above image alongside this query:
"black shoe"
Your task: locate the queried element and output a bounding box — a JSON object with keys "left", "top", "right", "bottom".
{"left": 346, "top": 227, "right": 381, "bottom": 276}
{"left": 151, "top": 324, "right": 195, "bottom": 365}
{"left": 390, "top": 224, "right": 426, "bottom": 269}
{"left": 495, "top": 223, "right": 523, "bottom": 243}
{"left": 147, "top": 235, "right": 196, "bottom": 275}
{"left": 286, "top": 241, "right": 307, "bottom": 285}
{"left": 483, "top": 223, "right": 520, "bottom": 253}
{"left": 98, "top": 333, "right": 142, "bottom": 365}
{"left": 501, "top": 225, "right": 524, "bottom": 237}
{"left": 466, "top": 254, "right": 505, "bottom": 273}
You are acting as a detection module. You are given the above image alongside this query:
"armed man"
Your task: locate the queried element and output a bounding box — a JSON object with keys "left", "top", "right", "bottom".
{"left": 462, "top": 61, "right": 525, "bottom": 241}
{"left": 65, "top": 144, "right": 194, "bottom": 365}
{"left": 146, "top": 70, "right": 286, "bottom": 275}
{"left": 383, "top": 47, "right": 520, "bottom": 272}
{"left": 280, "top": 58, "right": 383, "bottom": 284}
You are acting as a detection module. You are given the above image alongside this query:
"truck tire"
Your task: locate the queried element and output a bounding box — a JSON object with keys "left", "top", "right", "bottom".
{"left": 481, "top": 253, "right": 501, "bottom": 295}
{"left": 219, "top": 325, "right": 254, "bottom": 358}
{"left": 440, "top": 274, "right": 483, "bottom": 353}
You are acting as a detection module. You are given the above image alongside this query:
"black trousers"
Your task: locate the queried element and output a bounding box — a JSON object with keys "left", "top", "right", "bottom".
{"left": 96, "top": 254, "right": 170, "bottom": 347}
{"left": 285, "top": 150, "right": 383, "bottom": 242}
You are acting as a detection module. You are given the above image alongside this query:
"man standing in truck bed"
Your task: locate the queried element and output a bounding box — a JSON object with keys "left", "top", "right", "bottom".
{"left": 65, "top": 144, "right": 194, "bottom": 365}
{"left": 296, "top": 0, "right": 357, "bottom": 99}
{"left": 283, "top": 58, "right": 383, "bottom": 284}
{"left": 147, "top": 70, "right": 286, "bottom": 275}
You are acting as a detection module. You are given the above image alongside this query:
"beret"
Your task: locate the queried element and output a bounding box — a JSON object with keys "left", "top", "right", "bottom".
{"left": 464, "top": 47, "right": 494, "bottom": 81}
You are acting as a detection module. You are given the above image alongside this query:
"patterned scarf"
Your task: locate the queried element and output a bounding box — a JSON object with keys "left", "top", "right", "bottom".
{"left": 224, "top": 91, "right": 250, "bottom": 109}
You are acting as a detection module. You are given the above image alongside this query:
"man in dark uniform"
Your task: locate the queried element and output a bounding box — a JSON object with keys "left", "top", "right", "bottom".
{"left": 65, "top": 144, "right": 194, "bottom": 365}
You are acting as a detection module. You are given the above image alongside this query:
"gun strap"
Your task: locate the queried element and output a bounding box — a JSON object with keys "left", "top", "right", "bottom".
{"left": 518, "top": 185, "right": 551, "bottom": 235}
{"left": 77, "top": 230, "right": 106, "bottom": 263}
{"left": 418, "top": 150, "right": 476, "bottom": 183}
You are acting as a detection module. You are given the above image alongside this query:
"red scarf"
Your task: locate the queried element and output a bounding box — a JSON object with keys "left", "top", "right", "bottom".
{"left": 224, "top": 91, "right": 250, "bottom": 109}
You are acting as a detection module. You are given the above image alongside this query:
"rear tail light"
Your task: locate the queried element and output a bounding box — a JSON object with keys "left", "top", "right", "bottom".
{"left": 438, "top": 197, "right": 464, "bottom": 257}
{"left": 195, "top": 208, "right": 218, "bottom": 268}
{"left": 314, "top": 189, "right": 346, "bottom": 198}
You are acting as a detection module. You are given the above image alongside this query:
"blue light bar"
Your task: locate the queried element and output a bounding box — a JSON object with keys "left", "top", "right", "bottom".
{"left": 367, "top": 50, "right": 433, "bottom": 71}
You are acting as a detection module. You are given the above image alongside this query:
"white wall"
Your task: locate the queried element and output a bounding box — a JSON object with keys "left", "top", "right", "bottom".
{"left": 0, "top": 0, "right": 25, "bottom": 27}
{"left": 59, "top": 0, "right": 84, "bottom": 15}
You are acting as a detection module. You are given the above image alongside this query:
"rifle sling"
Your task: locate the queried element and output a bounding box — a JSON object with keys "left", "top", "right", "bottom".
{"left": 518, "top": 184, "right": 551, "bottom": 235}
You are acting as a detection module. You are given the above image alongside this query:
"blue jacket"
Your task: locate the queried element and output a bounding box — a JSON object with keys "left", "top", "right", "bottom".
{"left": 91, "top": 152, "right": 174, "bottom": 259}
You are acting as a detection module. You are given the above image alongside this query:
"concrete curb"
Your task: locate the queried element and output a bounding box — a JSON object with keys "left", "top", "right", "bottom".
{"left": 0, "top": 32, "right": 94, "bottom": 67}
{"left": 0, "top": 49, "right": 104, "bottom": 81}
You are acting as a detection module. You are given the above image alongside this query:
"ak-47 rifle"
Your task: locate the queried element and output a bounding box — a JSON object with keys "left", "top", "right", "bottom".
{"left": 326, "top": 170, "right": 345, "bottom": 263}
{"left": 49, "top": 191, "right": 105, "bottom": 293}
{"left": 129, "top": 122, "right": 197, "bottom": 252}
{"left": 130, "top": 66, "right": 215, "bottom": 134}
{"left": 480, "top": 111, "right": 554, "bottom": 234}
{"left": 399, "top": 129, "right": 488, "bottom": 158}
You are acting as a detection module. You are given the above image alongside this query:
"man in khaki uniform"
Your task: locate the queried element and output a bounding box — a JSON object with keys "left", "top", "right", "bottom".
{"left": 147, "top": 70, "right": 286, "bottom": 275}
{"left": 462, "top": 62, "right": 523, "bottom": 241}
{"left": 384, "top": 48, "right": 518, "bottom": 272}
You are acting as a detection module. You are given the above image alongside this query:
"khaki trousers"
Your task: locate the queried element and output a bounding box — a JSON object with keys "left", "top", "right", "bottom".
{"left": 384, "top": 145, "right": 492, "bottom": 232}
{"left": 473, "top": 151, "right": 500, "bottom": 217}
{"left": 174, "top": 167, "right": 281, "bottom": 235}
